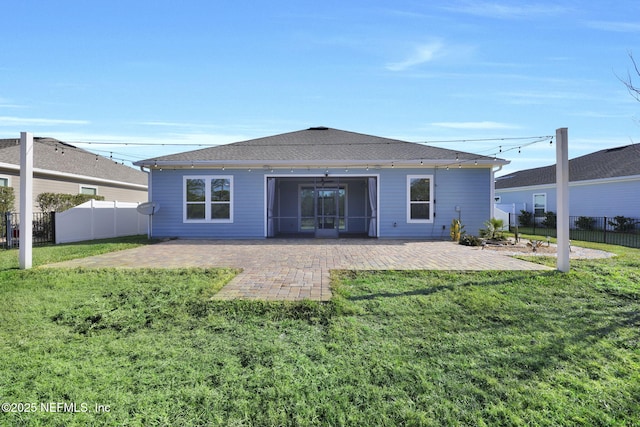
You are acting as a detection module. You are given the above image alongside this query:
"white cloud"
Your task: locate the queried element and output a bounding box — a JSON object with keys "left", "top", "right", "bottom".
{"left": 386, "top": 41, "right": 444, "bottom": 71}
{"left": 444, "top": 2, "right": 570, "bottom": 19}
{"left": 0, "top": 116, "right": 89, "bottom": 126}
{"left": 585, "top": 20, "right": 640, "bottom": 33}
{"left": 136, "top": 121, "right": 224, "bottom": 129}
{"left": 431, "top": 121, "right": 520, "bottom": 130}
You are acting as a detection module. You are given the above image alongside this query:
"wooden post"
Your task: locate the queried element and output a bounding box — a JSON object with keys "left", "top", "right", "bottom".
{"left": 556, "top": 128, "right": 570, "bottom": 272}
{"left": 19, "top": 132, "right": 34, "bottom": 269}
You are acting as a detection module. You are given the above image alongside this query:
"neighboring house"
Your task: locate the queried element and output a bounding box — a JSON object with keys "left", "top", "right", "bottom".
{"left": 0, "top": 137, "right": 148, "bottom": 212}
{"left": 134, "top": 127, "right": 508, "bottom": 239}
{"left": 494, "top": 143, "right": 640, "bottom": 218}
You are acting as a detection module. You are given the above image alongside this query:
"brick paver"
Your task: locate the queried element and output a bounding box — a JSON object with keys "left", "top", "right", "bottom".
{"left": 46, "top": 239, "right": 552, "bottom": 301}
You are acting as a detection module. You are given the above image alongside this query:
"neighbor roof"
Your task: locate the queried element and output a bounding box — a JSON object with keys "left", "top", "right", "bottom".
{"left": 135, "top": 127, "right": 508, "bottom": 168}
{"left": 495, "top": 143, "right": 640, "bottom": 189}
{"left": 0, "top": 137, "right": 147, "bottom": 187}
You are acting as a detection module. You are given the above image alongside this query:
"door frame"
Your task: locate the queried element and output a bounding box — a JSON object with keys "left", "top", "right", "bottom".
{"left": 263, "top": 173, "right": 380, "bottom": 238}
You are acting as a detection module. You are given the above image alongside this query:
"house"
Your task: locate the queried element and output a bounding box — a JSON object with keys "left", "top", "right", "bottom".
{"left": 134, "top": 127, "right": 508, "bottom": 239}
{"left": 0, "top": 137, "right": 148, "bottom": 212}
{"left": 494, "top": 143, "right": 640, "bottom": 219}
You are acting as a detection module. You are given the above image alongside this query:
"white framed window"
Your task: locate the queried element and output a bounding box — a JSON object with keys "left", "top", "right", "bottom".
{"left": 80, "top": 185, "right": 98, "bottom": 196}
{"left": 407, "top": 175, "right": 434, "bottom": 223}
{"left": 0, "top": 176, "right": 9, "bottom": 187}
{"left": 533, "top": 193, "right": 546, "bottom": 216}
{"left": 184, "top": 176, "right": 233, "bottom": 223}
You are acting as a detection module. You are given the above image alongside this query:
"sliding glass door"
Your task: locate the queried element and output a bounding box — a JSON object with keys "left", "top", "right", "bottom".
{"left": 299, "top": 185, "right": 346, "bottom": 237}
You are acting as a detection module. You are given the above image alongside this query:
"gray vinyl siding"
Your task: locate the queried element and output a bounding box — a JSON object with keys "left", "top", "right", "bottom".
{"left": 150, "top": 167, "right": 495, "bottom": 239}
{"left": 496, "top": 178, "right": 640, "bottom": 218}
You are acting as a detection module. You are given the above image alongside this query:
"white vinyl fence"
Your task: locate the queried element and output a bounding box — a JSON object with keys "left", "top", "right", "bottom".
{"left": 494, "top": 203, "right": 527, "bottom": 228}
{"left": 55, "top": 200, "right": 148, "bottom": 244}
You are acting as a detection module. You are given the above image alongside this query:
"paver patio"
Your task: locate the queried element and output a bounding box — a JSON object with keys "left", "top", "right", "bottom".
{"left": 46, "top": 239, "right": 552, "bottom": 301}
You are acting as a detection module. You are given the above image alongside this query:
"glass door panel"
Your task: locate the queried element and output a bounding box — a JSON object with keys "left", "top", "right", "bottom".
{"left": 317, "top": 189, "right": 338, "bottom": 230}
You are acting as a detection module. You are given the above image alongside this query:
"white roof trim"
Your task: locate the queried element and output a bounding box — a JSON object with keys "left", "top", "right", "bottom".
{"left": 136, "top": 158, "right": 508, "bottom": 169}
{"left": 495, "top": 173, "right": 640, "bottom": 193}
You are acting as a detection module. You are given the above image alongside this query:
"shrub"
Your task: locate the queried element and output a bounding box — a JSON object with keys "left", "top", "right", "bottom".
{"left": 479, "top": 218, "right": 505, "bottom": 240}
{"left": 518, "top": 210, "right": 532, "bottom": 227}
{"left": 0, "top": 186, "right": 15, "bottom": 213}
{"left": 607, "top": 216, "right": 639, "bottom": 232}
{"left": 575, "top": 216, "right": 596, "bottom": 230}
{"left": 450, "top": 218, "right": 464, "bottom": 242}
{"left": 36, "top": 192, "right": 105, "bottom": 212}
{"left": 459, "top": 234, "right": 483, "bottom": 246}
{"left": 541, "top": 211, "right": 556, "bottom": 228}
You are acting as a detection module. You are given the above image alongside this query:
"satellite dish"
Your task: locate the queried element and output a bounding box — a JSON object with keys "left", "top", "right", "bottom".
{"left": 137, "top": 201, "right": 159, "bottom": 215}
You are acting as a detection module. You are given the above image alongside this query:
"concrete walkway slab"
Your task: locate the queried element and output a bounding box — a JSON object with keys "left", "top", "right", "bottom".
{"left": 46, "top": 239, "right": 552, "bottom": 301}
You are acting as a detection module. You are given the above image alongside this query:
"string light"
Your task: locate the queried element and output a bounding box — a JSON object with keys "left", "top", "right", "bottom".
{"left": 43, "top": 132, "right": 557, "bottom": 171}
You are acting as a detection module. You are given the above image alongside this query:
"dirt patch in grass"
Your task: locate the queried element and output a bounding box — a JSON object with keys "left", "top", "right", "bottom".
{"left": 480, "top": 238, "right": 616, "bottom": 259}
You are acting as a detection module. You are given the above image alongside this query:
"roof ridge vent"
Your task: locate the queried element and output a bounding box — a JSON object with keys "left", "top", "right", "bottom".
{"left": 308, "top": 126, "right": 329, "bottom": 130}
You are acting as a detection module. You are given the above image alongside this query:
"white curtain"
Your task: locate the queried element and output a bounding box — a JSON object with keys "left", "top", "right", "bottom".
{"left": 267, "top": 178, "right": 275, "bottom": 237}
{"left": 368, "top": 177, "right": 377, "bottom": 237}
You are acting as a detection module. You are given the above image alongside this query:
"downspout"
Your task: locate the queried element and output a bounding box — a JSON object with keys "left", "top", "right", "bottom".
{"left": 140, "top": 166, "right": 152, "bottom": 239}
{"left": 490, "top": 165, "right": 503, "bottom": 220}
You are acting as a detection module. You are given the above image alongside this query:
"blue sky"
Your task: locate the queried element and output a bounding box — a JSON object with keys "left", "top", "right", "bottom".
{"left": 1, "top": 1, "right": 639, "bottom": 176}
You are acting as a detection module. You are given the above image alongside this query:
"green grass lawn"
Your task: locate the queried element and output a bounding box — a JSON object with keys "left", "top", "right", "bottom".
{"left": 0, "top": 238, "right": 638, "bottom": 426}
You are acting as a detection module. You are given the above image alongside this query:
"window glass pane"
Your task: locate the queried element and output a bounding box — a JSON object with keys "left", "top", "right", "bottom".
{"left": 211, "top": 203, "right": 230, "bottom": 219}
{"left": 80, "top": 186, "right": 97, "bottom": 195}
{"left": 411, "top": 203, "right": 430, "bottom": 220}
{"left": 211, "top": 179, "right": 230, "bottom": 201}
{"left": 410, "top": 178, "right": 430, "bottom": 201}
{"left": 300, "top": 188, "right": 314, "bottom": 216}
{"left": 0, "top": 178, "right": 8, "bottom": 187}
{"left": 187, "top": 204, "right": 205, "bottom": 219}
{"left": 187, "top": 179, "right": 206, "bottom": 202}
{"left": 534, "top": 194, "right": 545, "bottom": 215}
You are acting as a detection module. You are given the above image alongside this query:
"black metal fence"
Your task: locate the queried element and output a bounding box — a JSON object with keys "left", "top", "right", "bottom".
{"left": 1, "top": 212, "right": 56, "bottom": 249}
{"left": 509, "top": 213, "right": 640, "bottom": 249}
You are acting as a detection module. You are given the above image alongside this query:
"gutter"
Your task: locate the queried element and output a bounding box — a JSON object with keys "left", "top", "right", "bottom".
{"left": 135, "top": 158, "right": 510, "bottom": 170}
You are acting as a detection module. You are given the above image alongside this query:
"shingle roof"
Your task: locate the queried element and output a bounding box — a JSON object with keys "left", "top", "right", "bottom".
{"left": 495, "top": 143, "right": 640, "bottom": 189}
{"left": 0, "top": 137, "right": 147, "bottom": 186}
{"left": 135, "top": 127, "right": 508, "bottom": 167}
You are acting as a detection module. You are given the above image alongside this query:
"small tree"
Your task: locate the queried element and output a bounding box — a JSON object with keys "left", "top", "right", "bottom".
{"left": 541, "top": 211, "right": 556, "bottom": 229}
{"left": 479, "top": 218, "right": 505, "bottom": 240}
{"left": 0, "top": 186, "right": 15, "bottom": 213}
{"left": 518, "top": 210, "right": 533, "bottom": 227}
{"left": 575, "top": 216, "right": 596, "bottom": 230}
